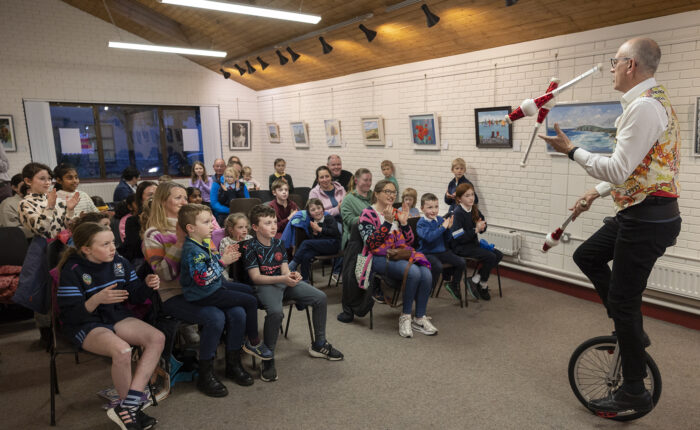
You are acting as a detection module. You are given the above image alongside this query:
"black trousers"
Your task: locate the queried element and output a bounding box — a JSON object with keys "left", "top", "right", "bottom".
{"left": 573, "top": 213, "right": 681, "bottom": 383}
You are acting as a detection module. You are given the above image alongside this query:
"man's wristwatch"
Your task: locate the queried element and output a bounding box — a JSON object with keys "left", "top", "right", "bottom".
{"left": 568, "top": 147, "right": 579, "bottom": 161}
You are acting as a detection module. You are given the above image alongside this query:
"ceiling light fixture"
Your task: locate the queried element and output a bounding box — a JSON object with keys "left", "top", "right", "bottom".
{"left": 245, "top": 60, "right": 256, "bottom": 74}
{"left": 219, "top": 68, "right": 231, "bottom": 79}
{"left": 257, "top": 56, "right": 269, "bottom": 70}
{"left": 108, "top": 41, "right": 226, "bottom": 57}
{"left": 276, "top": 50, "right": 289, "bottom": 65}
{"left": 286, "top": 47, "right": 301, "bottom": 62}
{"left": 159, "top": 0, "right": 321, "bottom": 24}
{"left": 319, "top": 37, "right": 333, "bottom": 54}
{"left": 358, "top": 24, "right": 377, "bottom": 42}
{"left": 421, "top": 4, "right": 440, "bottom": 27}
{"left": 233, "top": 63, "right": 246, "bottom": 75}
{"left": 506, "top": 0, "right": 518, "bottom": 5}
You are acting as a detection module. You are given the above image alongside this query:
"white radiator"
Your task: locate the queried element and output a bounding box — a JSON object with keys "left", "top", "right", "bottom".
{"left": 648, "top": 262, "right": 700, "bottom": 300}
{"left": 479, "top": 229, "right": 521, "bottom": 256}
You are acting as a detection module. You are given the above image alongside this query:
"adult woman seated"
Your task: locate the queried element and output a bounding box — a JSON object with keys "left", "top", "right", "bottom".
{"left": 308, "top": 166, "right": 346, "bottom": 223}
{"left": 339, "top": 168, "right": 372, "bottom": 249}
{"left": 141, "top": 182, "right": 252, "bottom": 397}
{"left": 356, "top": 180, "right": 437, "bottom": 338}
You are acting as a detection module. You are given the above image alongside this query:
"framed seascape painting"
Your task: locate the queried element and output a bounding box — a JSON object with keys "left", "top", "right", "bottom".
{"left": 290, "top": 121, "right": 309, "bottom": 148}
{"left": 266, "top": 122, "right": 281, "bottom": 143}
{"left": 409, "top": 113, "right": 440, "bottom": 150}
{"left": 474, "top": 106, "right": 512, "bottom": 148}
{"left": 0, "top": 115, "right": 16, "bottom": 152}
{"left": 229, "top": 119, "right": 251, "bottom": 150}
{"left": 324, "top": 119, "right": 342, "bottom": 147}
{"left": 545, "top": 102, "right": 623, "bottom": 154}
{"left": 361, "top": 116, "right": 384, "bottom": 146}
{"left": 695, "top": 97, "right": 700, "bottom": 156}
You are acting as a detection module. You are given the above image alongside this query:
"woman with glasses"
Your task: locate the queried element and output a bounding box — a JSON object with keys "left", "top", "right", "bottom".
{"left": 356, "top": 180, "right": 436, "bottom": 338}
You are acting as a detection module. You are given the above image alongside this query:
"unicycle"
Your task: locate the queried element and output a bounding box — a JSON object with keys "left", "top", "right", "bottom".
{"left": 568, "top": 334, "right": 661, "bottom": 421}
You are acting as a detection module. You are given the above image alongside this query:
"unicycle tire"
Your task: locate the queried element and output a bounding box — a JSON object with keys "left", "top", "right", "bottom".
{"left": 568, "top": 335, "right": 661, "bottom": 421}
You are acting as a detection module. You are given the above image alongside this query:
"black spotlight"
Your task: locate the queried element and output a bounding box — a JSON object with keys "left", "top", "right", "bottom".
{"left": 233, "top": 63, "right": 246, "bottom": 76}
{"left": 359, "top": 24, "right": 377, "bottom": 42}
{"left": 257, "top": 56, "right": 269, "bottom": 70}
{"left": 286, "top": 46, "right": 301, "bottom": 62}
{"left": 276, "top": 49, "right": 289, "bottom": 65}
{"left": 219, "top": 68, "right": 231, "bottom": 79}
{"left": 245, "top": 60, "right": 256, "bottom": 74}
{"left": 319, "top": 37, "right": 333, "bottom": 54}
{"left": 421, "top": 4, "right": 440, "bottom": 27}
{"left": 506, "top": 0, "right": 518, "bottom": 5}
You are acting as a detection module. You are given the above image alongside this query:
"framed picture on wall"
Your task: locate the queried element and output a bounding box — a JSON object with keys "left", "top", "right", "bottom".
{"left": 409, "top": 113, "right": 440, "bottom": 150}
{"left": 545, "top": 102, "right": 622, "bottom": 154}
{"left": 0, "top": 115, "right": 16, "bottom": 152}
{"left": 266, "top": 122, "right": 281, "bottom": 143}
{"left": 290, "top": 121, "right": 309, "bottom": 148}
{"left": 324, "top": 119, "right": 342, "bottom": 147}
{"left": 474, "top": 106, "right": 512, "bottom": 148}
{"left": 361, "top": 116, "right": 384, "bottom": 146}
{"left": 229, "top": 119, "right": 251, "bottom": 150}
{"left": 694, "top": 97, "right": 700, "bottom": 156}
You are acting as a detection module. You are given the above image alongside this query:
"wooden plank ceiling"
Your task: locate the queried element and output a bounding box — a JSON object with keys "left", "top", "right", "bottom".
{"left": 63, "top": 0, "right": 700, "bottom": 91}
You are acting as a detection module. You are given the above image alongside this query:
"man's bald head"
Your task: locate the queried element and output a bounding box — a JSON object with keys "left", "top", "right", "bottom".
{"left": 623, "top": 38, "right": 661, "bottom": 76}
{"left": 213, "top": 158, "right": 226, "bottom": 175}
{"left": 327, "top": 154, "right": 342, "bottom": 177}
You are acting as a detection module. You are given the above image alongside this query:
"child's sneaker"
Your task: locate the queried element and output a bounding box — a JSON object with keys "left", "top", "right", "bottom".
{"left": 107, "top": 405, "right": 142, "bottom": 430}
{"left": 465, "top": 278, "right": 480, "bottom": 301}
{"left": 478, "top": 284, "right": 491, "bottom": 301}
{"left": 309, "top": 341, "right": 344, "bottom": 361}
{"left": 399, "top": 314, "right": 413, "bottom": 338}
{"left": 373, "top": 289, "right": 387, "bottom": 304}
{"left": 137, "top": 407, "right": 157, "bottom": 430}
{"left": 260, "top": 359, "right": 277, "bottom": 382}
{"left": 444, "top": 282, "right": 461, "bottom": 301}
{"left": 243, "top": 339, "right": 273, "bottom": 360}
{"left": 412, "top": 316, "right": 438, "bottom": 336}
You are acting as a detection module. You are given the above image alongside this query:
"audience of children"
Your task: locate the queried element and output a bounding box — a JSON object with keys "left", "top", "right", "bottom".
{"left": 450, "top": 183, "right": 501, "bottom": 301}
{"left": 189, "top": 161, "right": 213, "bottom": 205}
{"left": 56, "top": 222, "right": 164, "bottom": 430}
{"left": 54, "top": 163, "right": 99, "bottom": 215}
{"left": 287, "top": 198, "right": 341, "bottom": 282}
{"left": 445, "top": 157, "right": 478, "bottom": 208}
{"left": 268, "top": 158, "right": 294, "bottom": 193}
{"left": 244, "top": 204, "right": 343, "bottom": 382}
{"left": 268, "top": 178, "right": 298, "bottom": 240}
{"left": 381, "top": 160, "right": 399, "bottom": 194}
{"left": 240, "top": 166, "right": 261, "bottom": 191}
{"left": 416, "top": 193, "right": 466, "bottom": 302}
{"left": 211, "top": 166, "right": 250, "bottom": 225}
{"left": 308, "top": 166, "right": 346, "bottom": 220}
{"left": 397, "top": 188, "right": 420, "bottom": 218}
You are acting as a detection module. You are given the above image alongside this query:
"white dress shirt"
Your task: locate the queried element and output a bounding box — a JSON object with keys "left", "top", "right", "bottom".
{"left": 572, "top": 78, "right": 668, "bottom": 197}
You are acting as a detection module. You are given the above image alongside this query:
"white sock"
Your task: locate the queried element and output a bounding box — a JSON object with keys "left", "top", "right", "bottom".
{"left": 480, "top": 281, "right": 488, "bottom": 288}
{"left": 471, "top": 274, "right": 481, "bottom": 284}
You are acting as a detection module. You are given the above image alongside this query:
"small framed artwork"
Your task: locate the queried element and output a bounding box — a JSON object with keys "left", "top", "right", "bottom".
{"left": 545, "top": 102, "right": 623, "bottom": 154}
{"left": 361, "top": 116, "right": 384, "bottom": 146}
{"left": 409, "top": 113, "right": 440, "bottom": 150}
{"left": 0, "top": 115, "right": 16, "bottom": 152}
{"left": 324, "top": 119, "right": 342, "bottom": 147}
{"left": 694, "top": 97, "right": 700, "bottom": 156}
{"left": 290, "top": 121, "right": 309, "bottom": 148}
{"left": 266, "top": 122, "right": 281, "bottom": 143}
{"left": 475, "top": 106, "right": 513, "bottom": 148}
{"left": 229, "top": 119, "right": 251, "bottom": 150}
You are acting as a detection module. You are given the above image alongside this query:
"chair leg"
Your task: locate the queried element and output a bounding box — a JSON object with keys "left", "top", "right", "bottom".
{"left": 304, "top": 307, "right": 314, "bottom": 344}
{"left": 326, "top": 259, "right": 333, "bottom": 289}
{"left": 496, "top": 265, "right": 502, "bottom": 298}
{"left": 50, "top": 353, "right": 57, "bottom": 426}
{"left": 148, "top": 380, "right": 158, "bottom": 407}
{"left": 369, "top": 308, "right": 373, "bottom": 330}
{"left": 284, "top": 304, "right": 293, "bottom": 339}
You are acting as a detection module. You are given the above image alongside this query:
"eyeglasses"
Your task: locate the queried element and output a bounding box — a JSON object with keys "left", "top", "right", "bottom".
{"left": 381, "top": 189, "right": 398, "bottom": 196}
{"left": 610, "top": 57, "right": 632, "bottom": 68}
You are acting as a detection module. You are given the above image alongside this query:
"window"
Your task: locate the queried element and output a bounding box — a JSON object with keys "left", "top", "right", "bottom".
{"left": 50, "top": 103, "right": 203, "bottom": 180}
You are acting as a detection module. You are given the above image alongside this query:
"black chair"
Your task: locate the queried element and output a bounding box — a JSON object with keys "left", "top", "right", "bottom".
{"left": 288, "top": 193, "right": 304, "bottom": 210}
{"left": 293, "top": 227, "right": 343, "bottom": 288}
{"left": 0, "top": 227, "right": 29, "bottom": 265}
{"left": 229, "top": 197, "right": 262, "bottom": 217}
{"left": 294, "top": 187, "right": 311, "bottom": 207}
{"left": 249, "top": 189, "right": 273, "bottom": 203}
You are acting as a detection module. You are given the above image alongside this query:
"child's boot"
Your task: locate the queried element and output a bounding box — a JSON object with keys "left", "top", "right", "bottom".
{"left": 226, "top": 349, "right": 253, "bottom": 386}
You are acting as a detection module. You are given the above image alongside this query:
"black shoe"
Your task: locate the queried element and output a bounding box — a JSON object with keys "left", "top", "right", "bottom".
{"left": 337, "top": 311, "right": 354, "bottom": 323}
{"left": 261, "top": 359, "right": 278, "bottom": 382}
{"left": 465, "top": 279, "right": 480, "bottom": 300}
{"left": 107, "top": 405, "right": 142, "bottom": 430}
{"left": 196, "top": 359, "right": 228, "bottom": 397}
{"left": 225, "top": 350, "right": 254, "bottom": 386}
{"left": 137, "top": 407, "right": 157, "bottom": 430}
{"left": 478, "top": 285, "right": 491, "bottom": 301}
{"left": 588, "top": 388, "right": 653, "bottom": 417}
{"left": 309, "top": 341, "right": 344, "bottom": 361}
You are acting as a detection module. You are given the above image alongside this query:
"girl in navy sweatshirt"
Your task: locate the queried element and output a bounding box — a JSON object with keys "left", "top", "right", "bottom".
{"left": 450, "top": 183, "right": 502, "bottom": 301}
{"left": 57, "top": 222, "right": 165, "bottom": 430}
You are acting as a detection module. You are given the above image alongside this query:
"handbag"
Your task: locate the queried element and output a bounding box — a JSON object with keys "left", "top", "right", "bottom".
{"left": 386, "top": 248, "right": 412, "bottom": 261}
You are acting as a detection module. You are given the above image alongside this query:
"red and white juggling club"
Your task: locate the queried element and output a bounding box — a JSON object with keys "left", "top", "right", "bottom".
{"left": 542, "top": 200, "right": 587, "bottom": 252}
{"left": 519, "top": 78, "right": 559, "bottom": 167}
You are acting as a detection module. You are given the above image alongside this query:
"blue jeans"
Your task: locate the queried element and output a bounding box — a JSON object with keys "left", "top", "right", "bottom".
{"left": 292, "top": 238, "right": 340, "bottom": 281}
{"left": 191, "top": 281, "right": 260, "bottom": 343}
{"left": 161, "top": 294, "right": 245, "bottom": 360}
{"left": 372, "top": 257, "right": 432, "bottom": 317}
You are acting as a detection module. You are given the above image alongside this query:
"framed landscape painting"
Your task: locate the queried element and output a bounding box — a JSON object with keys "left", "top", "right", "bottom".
{"left": 361, "top": 116, "right": 385, "bottom": 146}
{"left": 545, "top": 102, "right": 623, "bottom": 154}
{"left": 409, "top": 113, "right": 440, "bottom": 150}
{"left": 324, "top": 119, "right": 342, "bottom": 147}
{"left": 229, "top": 119, "right": 251, "bottom": 150}
{"left": 475, "top": 106, "right": 512, "bottom": 148}
{"left": 0, "top": 115, "right": 16, "bottom": 152}
{"left": 290, "top": 121, "right": 309, "bottom": 148}
{"left": 266, "top": 122, "right": 280, "bottom": 143}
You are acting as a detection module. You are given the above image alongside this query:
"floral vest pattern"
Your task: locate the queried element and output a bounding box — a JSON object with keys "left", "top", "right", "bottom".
{"left": 611, "top": 85, "right": 680, "bottom": 212}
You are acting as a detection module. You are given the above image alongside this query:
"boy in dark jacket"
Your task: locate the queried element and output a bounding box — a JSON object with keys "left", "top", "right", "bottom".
{"left": 288, "top": 198, "right": 341, "bottom": 282}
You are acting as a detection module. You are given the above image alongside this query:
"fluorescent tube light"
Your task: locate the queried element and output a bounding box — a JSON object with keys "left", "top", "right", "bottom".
{"left": 108, "top": 41, "right": 226, "bottom": 57}
{"left": 160, "top": 0, "right": 321, "bottom": 24}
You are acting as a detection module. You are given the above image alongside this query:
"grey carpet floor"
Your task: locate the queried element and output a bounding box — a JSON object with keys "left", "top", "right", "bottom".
{"left": 1, "top": 274, "right": 699, "bottom": 429}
